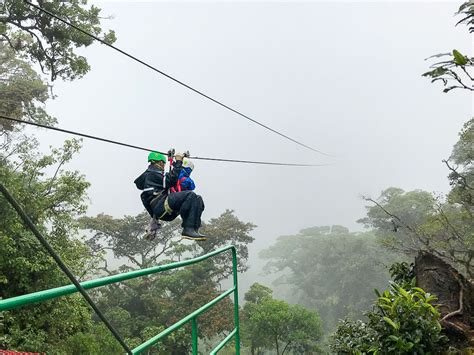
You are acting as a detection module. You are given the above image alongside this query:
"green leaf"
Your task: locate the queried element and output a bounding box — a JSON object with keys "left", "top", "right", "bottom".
{"left": 388, "top": 335, "right": 399, "bottom": 342}
{"left": 453, "top": 49, "right": 468, "bottom": 65}
{"left": 383, "top": 317, "right": 399, "bottom": 330}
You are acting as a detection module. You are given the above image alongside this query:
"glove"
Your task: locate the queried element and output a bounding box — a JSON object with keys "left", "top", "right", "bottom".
{"left": 174, "top": 153, "right": 184, "bottom": 161}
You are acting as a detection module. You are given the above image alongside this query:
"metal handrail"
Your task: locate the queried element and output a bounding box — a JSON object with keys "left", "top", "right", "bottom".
{"left": 0, "top": 245, "right": 240, "bottom": 354}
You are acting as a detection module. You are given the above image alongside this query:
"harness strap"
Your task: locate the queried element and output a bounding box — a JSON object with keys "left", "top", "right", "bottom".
{"left": 149, "top": 192, "right": 164, "bottom": 209}
{"left": 164, "top": 198, "right": 173, "bottom": 214}
{"left": 158, "top": 197, "right": 174, "bottom": 219}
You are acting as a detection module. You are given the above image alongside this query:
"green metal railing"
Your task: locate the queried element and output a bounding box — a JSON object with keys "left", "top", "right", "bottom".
{"left": 0, "top": 245, "right": 240, "bottom": 354}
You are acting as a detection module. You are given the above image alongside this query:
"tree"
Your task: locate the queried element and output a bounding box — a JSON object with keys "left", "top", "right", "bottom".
{"left": 358, "top": 188, "right": 437, "bottom": 255}
{"left": 79, "top": 212, "right": 185, "bottom": 270}
{"left": 78, "top": 209, "right": 256, "bottom": 353}
{"left": 0, "top": 42, "right": 55, "bottom": 132}
{"left": 55, "top": 323, "right": 123, "bottom": 354}
{"left": 423, "top": 2, "right": 473, "bottom": 92}
{"left": 360, "top": 185, "right": 474, "bottom": 278}
{"left": 1, "top": 0, "right": 116, "bottom": 132}
{"left": 0, "top": 1, "right": 122, "bottom": 351}
{"left": 446, "top": 118, "right": 474, "bottom": 207}
{"left": 360, "top": 112, "right": 473, "bottom": 279}
{"left": 242, "top": 283, "right": 323, "bottom": 355}
{"left": 0, "top": 0, "right": 116, "bottom": 81}
{"left": 260, "top": 226, "right": 398, "bottom": 331}
{"left": 244, "top": 282, "right": 273, "bottom": 304}
{"left": 241, "top": 283, "right": 274, "bottom": 354}
{"left": 363, "top": 0, "right": 474, "bottom": 281}
{"left": 0, "top": 137, "right": 103, "bottom": 352}
{"left": 195, "top": 209, "right": 256, "bottom": 280}
{"left": 80, "top": 209, "right": 255, "bottom": 278}
{"left": 360, "top": 121, "right": 474, "bottom": 278}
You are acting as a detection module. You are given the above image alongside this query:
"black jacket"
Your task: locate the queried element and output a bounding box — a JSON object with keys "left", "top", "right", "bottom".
{"left": 134, "top": 161, "right": 183, "bottom": 213}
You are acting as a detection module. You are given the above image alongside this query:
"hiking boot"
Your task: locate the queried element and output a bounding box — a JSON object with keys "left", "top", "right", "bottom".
{"left": 145, "top": 219, "right": 161, "bottom": 241}
{"left": 181, "top": 227, "right": 207, "bottom": 241}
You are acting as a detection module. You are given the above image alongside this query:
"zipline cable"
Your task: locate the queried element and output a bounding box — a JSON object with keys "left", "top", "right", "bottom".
{"left": 0, "top": 183, "right": 133, "bottom": 355}
{"left": 25, "top": 1, "right": 331, "bottom": 157}
{"left": 0, "top": 115, "right": 329, "bottom": 167}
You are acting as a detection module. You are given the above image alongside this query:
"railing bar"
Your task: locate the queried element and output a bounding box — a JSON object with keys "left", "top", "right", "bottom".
{"left": 132, "top": 287, "right": 235, "bottom": 354}
{"left": 0, "top": 246, "right": 236, "bottom": 311}
{"left": 210, "top": 328, "right": 237, "bottom": 355}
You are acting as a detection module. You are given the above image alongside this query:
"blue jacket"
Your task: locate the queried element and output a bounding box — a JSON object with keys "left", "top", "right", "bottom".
{"left": 178, "top": 167, "right": 195, "bottom": 191}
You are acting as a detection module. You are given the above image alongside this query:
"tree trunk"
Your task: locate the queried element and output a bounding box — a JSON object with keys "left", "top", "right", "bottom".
{"left": 414, "top": 251, "right": 474, "bottom": 350}
{"left": 275, "top": 335, "right": 280, "bottom": 355}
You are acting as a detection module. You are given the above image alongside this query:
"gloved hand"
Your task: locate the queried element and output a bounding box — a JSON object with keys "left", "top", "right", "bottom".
{"left": 174, "top": 153, "right": 184, "bottom": 161}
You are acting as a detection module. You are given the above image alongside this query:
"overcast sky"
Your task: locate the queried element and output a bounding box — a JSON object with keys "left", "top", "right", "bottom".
{"left": 31, "top": 1, "right": 472, "bottom": 286}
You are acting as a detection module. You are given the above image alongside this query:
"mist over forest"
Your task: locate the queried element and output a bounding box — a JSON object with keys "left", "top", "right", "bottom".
{"left": 1, "top": 0, "right": 473, "bottom": 354}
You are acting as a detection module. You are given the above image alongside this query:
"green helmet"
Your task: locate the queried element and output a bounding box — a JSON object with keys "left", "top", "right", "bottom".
{"left": 148, "top": 151, "right": 166, "bottom": 163}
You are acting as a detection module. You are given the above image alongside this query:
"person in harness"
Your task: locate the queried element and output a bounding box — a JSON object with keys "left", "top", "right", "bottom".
{"left": 145, "top": 156, "right": 196, "bottom": 239}
{"left": 134, "top": 151, "right": 207, "bottom": 241}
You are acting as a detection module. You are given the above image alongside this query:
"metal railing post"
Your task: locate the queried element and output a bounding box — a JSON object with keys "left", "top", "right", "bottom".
{"left": 192, "top": 317, "right": 198, "bottom": 354}
{"left": 232, "top": 247, "right": 241, "bottom": 354}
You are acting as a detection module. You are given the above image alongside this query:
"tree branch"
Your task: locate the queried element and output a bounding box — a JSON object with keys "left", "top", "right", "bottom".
{"left": 441, "top": 280, "right": 464, "bottom": 321}
{"left": 443, "top": 160, "right": 473, "bottom": 190}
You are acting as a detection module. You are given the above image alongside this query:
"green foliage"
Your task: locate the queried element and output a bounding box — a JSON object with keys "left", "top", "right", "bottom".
{"left": 423, "top": 2, "right": 473, "bottom": 93}
{"left": 448, "top": 118, "right": 474, "bottom": 207}
{"left": 88, "top": 264, "right": 235, "bottom": 353}
{"left": 79, "top": 212, "right": 184, "bottom": 269}
{"left": 360, "top": 184, "right": 474, "bottom": 278}
{"left": 389, "top": 262, "right": 414, "bottom": 288}
{"left": 55, "top": 323, "right": 123, "bottom": 354}
{"left": 360, "top": 119, "right": 474, "bottom": 276}
{"left": 197, "top": 209, "right": 256, "bottom": 279}
{"left": 260, "top": 226, "right": 398, "bottom": 331}
{"left": 330, "top": 283, "right": 445, "bottom": 354}
{"left": 329, "top": 319, "right": 376, "bottom": 354}
{"left": 369, "top": 283, "right": 445, "bottom": 353}
{"left": 456, "top": 1, "right": 474, "bottom": 32}
{"left": 0, "top": 43, "right": 56, "bottom": 131}
{"left": 422, "top": 50, "right": 473, "bottom": 93}
{"left": 244, "top": 282, "right": 273, "bottom": 304}
{"left": 241, "top": 283, "right": 274, "bottom": 354}
{"left": 79, "top": 209, "right": 255, "bottom": 353}
{"left": 0, "top": 0, "right": 116, "bottom": 81}
{"left": 0, "top": 136, "right": 103, "bottom": 351}
{"left": 242, "top": 283, "right": 323, "bottom": 355}
{"left": 80, "top": 209, "right": 255, "bottom": 279}
{"left": 358, "top": 188, "right": 436, "bottom": 248}
{"left": 0, "top": 3, "right": 112, "bottom": 345}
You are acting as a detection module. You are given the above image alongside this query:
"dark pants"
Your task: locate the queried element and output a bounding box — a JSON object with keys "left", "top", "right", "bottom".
{"left": 141, "top": 193, "right": 154, "bottom": 218}
{"left": 152, "top": 191, "right": 205, "bottom": 229}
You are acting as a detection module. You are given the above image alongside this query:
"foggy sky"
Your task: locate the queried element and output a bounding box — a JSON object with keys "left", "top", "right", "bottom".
{"left": 30, "top": 1, "right": 472, "bottom": 286}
